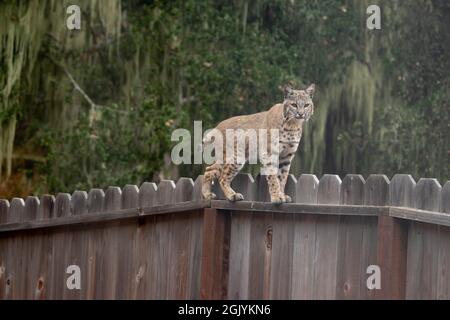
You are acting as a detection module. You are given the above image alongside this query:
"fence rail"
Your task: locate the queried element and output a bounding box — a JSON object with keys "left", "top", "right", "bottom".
{"left": 0, "top": 173, "right": 449, "bottom": 299}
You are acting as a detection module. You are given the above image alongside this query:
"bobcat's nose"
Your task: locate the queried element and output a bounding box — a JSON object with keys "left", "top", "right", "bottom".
{"left": 295, "top": 112, "right": 304, "bottom": 119}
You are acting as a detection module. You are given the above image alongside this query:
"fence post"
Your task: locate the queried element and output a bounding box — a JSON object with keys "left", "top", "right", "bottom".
{"left": 375, "top": 174, "right": 413, "bottom": 299}
{"left": 200, "top": 208, "right": 231, "bottom": 299}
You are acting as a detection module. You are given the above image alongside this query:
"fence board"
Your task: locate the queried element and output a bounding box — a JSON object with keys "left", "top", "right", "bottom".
{"left": 363, "top": 175, "right": 389, "bottom": 299}
{"left": 115, "top": 185, "right": 138, "bottom": 299}
{"left": 139, "top": 182, "right": 157, "bottom": 207}
{"left": 167, "top": 178, "right": 195, "bottom": 299}
{"left": 101, "top": 187, "right": 122, "bottom": 299}
{"left": 84, "top": 189, "right": 105, "bottom": 299}
{"left": 200, "top": 208, "right": 231, "bottom": 299}
{"left": 188, "top": 176, "right": 206, "bottom": 299}
{"left": 441, "top": 182, "right": 450, "bottom": 214}
{"left": 269, "top": 210, "right": 294, "bottom": 299}
{"left": 7, "top": 198, "right": 25, "bottom": 299}
{"left": 313, "top": 174, "right": 341, "bottom": 299}
{"left": 54, "top": 193, "right": 71, "bottom": 218}
{"left": 24, "top": 197, "right": 40, "bottom": 300}
{"left": 336, "top": 174, "right": 365, "bottom": 299}
{"left": 291, "top": 174, "right": 318, "bottom": 299}
{"left": 0, "top": 199, "right": 9, "bottom": 299}
{"left": 406, "top": 179, "right": 442, "bottom": 299}
{"left": 228, "top": 174, "right": 254, "bottom": 299}
{"left": 148, "top": 180, "right": 175, "bottom": 298}
{"left": 36, "top": 195, "right": 54, "bottom": 299}
{"left": 438, "top": 181, "right": 450, "bottom": 299}
{"left": 247, "top": 211, "right": 273, "bottom": 299}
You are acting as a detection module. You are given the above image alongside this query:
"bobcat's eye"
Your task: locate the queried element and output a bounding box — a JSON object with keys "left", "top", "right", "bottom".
{"left": 305, "top": 103, "right": 312, "bottom": 108}
{"left": 291, "top": 103, "right": 298, "bottom": 108}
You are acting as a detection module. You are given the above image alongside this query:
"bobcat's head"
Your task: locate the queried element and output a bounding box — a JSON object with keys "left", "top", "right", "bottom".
{"left": 282, "top": 83, "right": 315, "bottom": 121}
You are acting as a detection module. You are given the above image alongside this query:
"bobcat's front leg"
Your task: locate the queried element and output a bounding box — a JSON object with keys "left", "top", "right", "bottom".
{"left": 266, "top": 174, "right": 285, "bottom": 204}
{"left": 278, "top": 157, "right": 294, "bottom": 203}
{"left": 219, "top": 163, "right": 244, "bottom": 202}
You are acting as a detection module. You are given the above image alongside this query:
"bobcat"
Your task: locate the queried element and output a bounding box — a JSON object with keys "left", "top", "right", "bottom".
{"left": 202, "top": 83, "right": 315, "bottom": 203}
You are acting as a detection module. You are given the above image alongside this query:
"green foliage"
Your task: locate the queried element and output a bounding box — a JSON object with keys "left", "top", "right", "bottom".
{"left": 1, "top": 0, "right": 448, "bottom": 196}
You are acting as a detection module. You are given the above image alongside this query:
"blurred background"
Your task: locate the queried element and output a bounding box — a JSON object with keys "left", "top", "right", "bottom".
{"left": 0, "top": 0, "right": 448, "bottom": 198}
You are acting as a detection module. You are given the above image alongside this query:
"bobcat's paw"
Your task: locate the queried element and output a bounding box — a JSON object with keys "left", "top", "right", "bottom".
{"left": 284, "top": 195, "right": 292, "bottom": 203}
{"left": 228, "top": 193, "right": 244, "bottom": 202}
{"left": 270, "top": 195, "right": 285, "bottom": 204}
{"left": 203, "top": 192, "right": 217, "bottom": 200}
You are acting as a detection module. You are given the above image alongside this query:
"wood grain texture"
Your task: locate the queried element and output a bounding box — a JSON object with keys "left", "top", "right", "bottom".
{"left": 406, "top": 178, "right": 442, "bottom": 299}
{"left": 376, "top": 174, "right": 412, "bottom": 299}
{"left": 167, "top": 178, "right": 195, "bottom": 299}
{"left": 295, "top": 174, "right": 319, "bottom": 204}
{"left": 0, "top": 200, "right": 9, "bottom": 299}
{"left": 227, "top": 174, "right": 254, "bottom": 299}
{"left": 313, "top": 174, "right": 341, "bottom": 299}
{"left": 200, "top": 208, "right": 231, "bottom": 299}
{"left": 441, "top": 181, "right": 450, "bottom": 214}
{"left": 269, "top": 211, "right": 294, "bottom": 299}
{"left": 291, "top": 174, "right": 318, "bottom": 299}
{"left": 0, "top": 173, "right": 448, "bottom": 300}
{"left": 363, "top": 175, "right": 389, "bottom": 299}
{"left": 336, "top": 175, "right": 365, "bottom": 299}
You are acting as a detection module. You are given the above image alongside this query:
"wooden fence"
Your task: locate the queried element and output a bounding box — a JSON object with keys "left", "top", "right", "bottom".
{"left": 0, "top": 173, "right": 449, "bottom": 300}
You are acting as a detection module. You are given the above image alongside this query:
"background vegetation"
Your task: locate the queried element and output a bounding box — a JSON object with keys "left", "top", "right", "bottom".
{"left": 0, "top": 0, "right": 448, "bottom": 197}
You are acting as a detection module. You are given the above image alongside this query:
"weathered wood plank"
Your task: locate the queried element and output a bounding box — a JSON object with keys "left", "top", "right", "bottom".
{"left": 35, "top": 195, "right": 54, "bottom": 299}
{"left": 54, "top": 193, "right": 71, "bottom": 218}
{"left": 227, "top": 174, "right": 254, "bottom": 299}
{"left": 83, "top": 189, "right": 105, "bottom": 299}
{"left": 375, "top": 174, "right": 414, "bottom": 299}
{"left": 139, "top": 182, "right": 157, "bottom": 207}
{"left": 363, "top": 175, "right": 389, "bottom": 299}
{"left": 295, "top": 174, "right": 319, "bottom": 204}
{"left": 8, "top": 198, "right": 25, "bottom": 223}
{"left": 389, "top": 174, "right": 416, "bottom": 208}
{"left": 200, "top": 208, "right": 231, "bottom": 299}
{"left": 100, "top": 187, "right": 122, "bottom": 299}
{"left": 211, "top": 200, "right": 383, "bottom": 216}
{"left": 6, "top": 198, "right": 25, "bottom": 299}
{"left": 186, "top": 210, "right": 204, "bottom": 299}
{"left": 0, "top": 200, "right": 9, "bottom": 299}
{"left": 0, "top": 199, "right": 9, "bottom": 224}
{"left": 23, "top": 197, "right": 40, "bottom": 300}
{"left": 313, "top": 174, "right": 341, "bottom": 299}
{"left": 406, "top": 178, "right": 441, "bottom": 299}
{"left": 438, "top": 181, "right": 450, "bottom": 299}
{"left": 115, "top": 185, "right": 138, "bottom": 299}
{"left": 246, "top": 211, "right": 273, "bottom": 299}
{"left": 167, "top": 178, "right": 195, "bottom": 299}
{"left": 437, "top": 225, "right": 450, "bottom": 299}
{"left": 0, "top": 200, "right": 209, "bottom": 233}
{"left": 336, "top": 174, "right": 365, "bottom": 299}
{"left": 441, "top": 182, "right": 450, "bottom": 214}
{"left": 269, "top": 211, "right": 294, "bottom": 299}
{"left": 71, "top": 191, "right": 88, "bottom": 216}
{"left": 291, "top": 174, "right": 318, "bottom": 299}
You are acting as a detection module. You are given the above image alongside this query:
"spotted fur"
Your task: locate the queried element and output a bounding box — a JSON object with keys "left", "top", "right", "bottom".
{"left": 202, "top": 83, "right": 315, "bottom": 203}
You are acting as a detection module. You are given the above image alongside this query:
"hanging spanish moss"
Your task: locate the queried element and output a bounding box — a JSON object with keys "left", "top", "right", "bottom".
{"left": 1, "top": 0, "right": 448, "bottom": 197}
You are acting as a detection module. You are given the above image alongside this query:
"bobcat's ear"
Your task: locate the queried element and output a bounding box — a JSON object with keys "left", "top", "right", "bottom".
{"left": 282, "top": 83, "right": 294, "bottom": 97}
{"left": 306, "top": 83, "right": 315, "bottom": 98}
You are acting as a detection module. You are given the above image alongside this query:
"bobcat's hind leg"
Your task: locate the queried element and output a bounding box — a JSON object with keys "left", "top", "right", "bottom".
{"left": 219, "top": 163, "right": 244, "bottom": 202}
{"left": 202, "top": 163, "right": 222, "bottom": 200}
